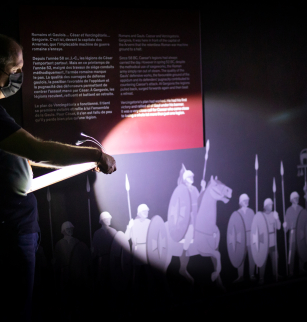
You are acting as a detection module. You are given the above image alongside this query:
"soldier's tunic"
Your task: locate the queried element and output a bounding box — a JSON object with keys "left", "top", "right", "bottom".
{"left": 260, "top": 211, "right": 281, "bottom": 279}
{"left": 92, "top": 226, "right": 117, "bottom": 258}
{"left": 54, "top": 236, "right": 91, "bottom": 286}
{"left": 129, "top": 218, "right": 151, "bottom": 265}
{"left": 92, "top": 226, "right": 117, "bottom": 284}
{"left": 54, "top": 237, "right": 80, "bottom": 273}
{"left": 285, "top": 204, "right": 304, "bottom": 274}
{"left": 184, "top": 184, "right": 199, "bottom": 250}
{"left": 237, "top": 207, "right": 255, "bottom": 278}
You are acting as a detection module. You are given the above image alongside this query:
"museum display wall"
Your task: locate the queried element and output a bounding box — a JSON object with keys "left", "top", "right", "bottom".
{"left": 1, "top": 3, "right": 306, "bottom": 320}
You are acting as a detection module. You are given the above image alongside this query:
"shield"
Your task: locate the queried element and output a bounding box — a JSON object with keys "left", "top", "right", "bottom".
{"left": 146, "top": 215, "right": 168, "bottom": 271}
{"left": 250, "top": 212, "right": 269, "bottom": 267}
{"left": 227, "top": 211, "right": 246, "bottom": 268}
{"left": 296, "top": 209, "right": 307, "bottom": 262}
{"left": 109, "top": 231, "right": 132, "bottom": 291}
{"left": 167, "top": 184, "right": 191, "bottom": 242}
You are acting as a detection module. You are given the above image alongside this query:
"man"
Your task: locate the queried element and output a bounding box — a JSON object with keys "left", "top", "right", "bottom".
{"left": 0, "top": 34, "right": 116, "bottom": 321}
{"left": 259, "top": 198, "right": 281, "bottom": 283}
{"left": 125, "top": 204, "right": 151, "bottom": 264}
{"left": 125, "top": 203, "right": 156, "bottom": 298}
{"left": 92, "top": 211, "right": 117, "bottom": 288}
{"left": 233, "top": 193, "right": 256, "bottom": 282}
{"left": 283, "top": 191, "right": 304, "bottom": 276}
{"left": 178, "top": 167, "right": 199, "bottom": 283}
{"left": 53, "top": 221, "right": 91, "bottom": 320}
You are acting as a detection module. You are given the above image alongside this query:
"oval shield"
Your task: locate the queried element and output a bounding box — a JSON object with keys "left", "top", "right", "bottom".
{"left": 227, "top": 211, "right": 246, "bottom": 268}
{"left": 167, "top": 184, "right": 191, "bottom": 242}
{"left": 146, "top": 215, "right": 168, "bottom": 271}
{"left": 250, "top": 212, "right": 269, "bottom": 267}
{"left": 296, "top": 209, "right": 307, "bottom": 262}
{"left": 109, "top": 231, "right": 132, "bottom": 292}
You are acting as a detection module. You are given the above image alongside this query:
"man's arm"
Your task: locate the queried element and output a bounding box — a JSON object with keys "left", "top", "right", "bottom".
{"left": 0, "top": 128, "right": 116, "bottom": 174}
{"left": 28, "top": 160, "right": 62, "bottom": 169}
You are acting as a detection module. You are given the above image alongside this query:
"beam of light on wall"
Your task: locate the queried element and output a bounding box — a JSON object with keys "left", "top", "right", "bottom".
{"left": 28, "top": 162, "right": 96, "bottom": 193}
{"left": 268, "top": 105, "right": 307, "bottom": 123}
{"left": 101, "top": 95, "right": 203, "bottom": 155}
{"left": 269, "top": 111, "right": 292, "bottom": 123}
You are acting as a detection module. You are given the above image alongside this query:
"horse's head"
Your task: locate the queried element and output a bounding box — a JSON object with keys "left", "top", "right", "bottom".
{"left": 208, "top": 175, "right": 232, "bottom": 203}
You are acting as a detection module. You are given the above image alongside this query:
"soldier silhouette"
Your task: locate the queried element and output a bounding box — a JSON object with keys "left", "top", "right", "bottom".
{"left": 283, "top": 192, "right": 305, "bottom": 276}
{"left": 125, "top": 204, "right": 150, "bottom": 265}
{"left": 178, "top": 167, "right": 200, "bottom": 282}
{"left": 53, "top": 221, "right": 91, "bottom": 320}
{"left": 233, "top": 194, "right": 256, "bottom": 282}
{"left": 92, "top": 212, "right": 117, "bottom": 289}
{"left": 125, "top": 204, "right": 154, "bottom": 296}
{"left": 259, "top": 198, "right": 281, "bottom": 283}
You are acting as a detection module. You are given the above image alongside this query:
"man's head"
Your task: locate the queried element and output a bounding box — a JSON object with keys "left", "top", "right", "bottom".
{"left": 183, "top": 170, "right": 194, "bottom": 185}
{"left": 99, "top": 211, "right": 112, "bottom": 226}
{"left": 263, "top": 198, "right": 273, "bottom": 213}
{"left": 290, "top": 191, "right": 299, "bottom": 205}
{"left": 239, "top": 193, "right": 249, "bottom": 207}
{"left": 137, "top": 204, "right": 149, "bottom": 219}
{"left": 61, "top": 221, "right": 74, "bottom": 236}
{"left": 0, "top": 34, "right": 24, "bottom": 99}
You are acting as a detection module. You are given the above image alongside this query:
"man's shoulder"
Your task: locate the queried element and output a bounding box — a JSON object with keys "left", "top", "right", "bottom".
{"left": 246, "top": 207, "right": 255, "bottom": 215}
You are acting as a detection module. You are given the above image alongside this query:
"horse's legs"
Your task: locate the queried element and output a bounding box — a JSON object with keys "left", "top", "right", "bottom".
{"left": 210, "top": 251, "right": 225, "bottom": 291}
{"left": 179, "top": 250, "right": 194, "bottom": 284}
{"left": 209, "top": 250, "right": 221, "bottom": 281}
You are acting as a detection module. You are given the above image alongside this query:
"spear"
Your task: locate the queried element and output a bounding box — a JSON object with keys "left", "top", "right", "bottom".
{"left": 203, "top": 139, "right": 210, "bottom": 181}
{"left": 125, "top": 174, "right": 132, "bottom": 220}
{"left": 273, "top": 177, "right": 278, "bottom": 281}
{"left": 200, "top": 140, "right": 210, "bottom": 192}
{"left": 86, "top": 175, "right": 93, "bottom": 251}
{"left": 304, "top": 182, "right": 307, "bottom": 210}
{"left": 280, "top": 161, "right": 288, "bottom": 275}
{"left": 47, "top": 187, "right": 54, "bottom": 259}
{"left": 255, "top": 155, "right": 259, "bottom": 213}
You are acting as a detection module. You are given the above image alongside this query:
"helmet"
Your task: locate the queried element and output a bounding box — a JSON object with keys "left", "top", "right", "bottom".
{"left": 99, "top": 211, "right": 112, "bottom": 224}
{"left": 263, "top": 198, "right": 273, "bottom": 208}
{"left": 290, "top": 191, "right": 299, "bottom": 202}
{"left": 183, "top": 170, "right": 194, "bottom": 181}
{"left": 137, "top": 204, "right": 149, "bottom": 215}
{"left": 61, "top": 221, "right": 74, "bottom": 234}
{"left": 239, "top": 193, "right": 249, "bottom": 205}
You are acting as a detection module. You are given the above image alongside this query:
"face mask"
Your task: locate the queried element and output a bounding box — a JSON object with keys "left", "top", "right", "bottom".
{"left": 0, "top": 70, "right": 23, "bottom": 97}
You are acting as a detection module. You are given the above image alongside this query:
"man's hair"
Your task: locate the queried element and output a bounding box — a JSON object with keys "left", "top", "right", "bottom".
{"left": 0, "top": 34, "right": 22, "bottom": 71}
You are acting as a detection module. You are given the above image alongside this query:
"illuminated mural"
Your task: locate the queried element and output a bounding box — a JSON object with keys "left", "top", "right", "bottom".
{"left": 0, "top": 2, "right": 305, "bottom": 320}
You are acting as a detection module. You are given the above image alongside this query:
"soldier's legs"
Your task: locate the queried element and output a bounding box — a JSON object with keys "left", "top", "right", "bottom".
{"left": 237, "top": 262, "right": 244, "bottom": 278}
{"left": 289, "top": 241, "right": 296, "bottom": 276}
{"left": 299, "top": 258, "right": 305, "bottom": 273}
{"left": 269, "top": 247, "right": 279, "bottom": 278}
{"left": 183, "top": 224, "right": 193, "bottom": 251}
{"left": 259, "top": 261, "right": 266, "bottom": 281}
{"left": 179, "top": 250, "right": 193, "bottom": 283}
{"left": 247, "top": 246, "right": 256, "bottom": 279}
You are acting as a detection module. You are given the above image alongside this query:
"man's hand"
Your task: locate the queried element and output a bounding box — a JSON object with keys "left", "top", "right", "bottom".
{"left": 96, "top": 152, "right": 117, "bottom": 174}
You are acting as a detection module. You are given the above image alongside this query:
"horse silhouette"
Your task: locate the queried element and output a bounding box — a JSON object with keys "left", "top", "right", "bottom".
{"left": 164, "top": 175, "right": 232, "bottom": 283}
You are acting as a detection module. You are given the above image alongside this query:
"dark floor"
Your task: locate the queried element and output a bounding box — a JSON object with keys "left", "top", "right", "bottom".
{"left": 31, "top": 265, "right": 307, "bottom": 321}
